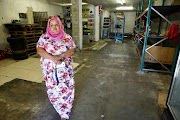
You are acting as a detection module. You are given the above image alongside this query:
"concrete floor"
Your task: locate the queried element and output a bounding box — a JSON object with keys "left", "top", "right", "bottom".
{"left": 0, "top": 38, "right": 172, "bottom": 120}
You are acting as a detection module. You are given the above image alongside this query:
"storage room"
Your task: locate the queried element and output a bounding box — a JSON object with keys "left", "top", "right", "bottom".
{"left": 0, "top": 0, "right": 180, "bottom": 120}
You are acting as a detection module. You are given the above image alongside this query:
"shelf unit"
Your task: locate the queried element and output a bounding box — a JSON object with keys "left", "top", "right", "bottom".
{"left": 82, "top": 17, "right": 94, "bottom": 43}
{"left": 5, "top": 24, "right": 43, "bottom": 56}
{"left": 134, "top": 0, "right": 180, "bottom": 74}
{"left": 114, "top": 12, "right": 125, "bottom": 43}
{"left": 102, "top": 17, "right": 111, "bottom": 39}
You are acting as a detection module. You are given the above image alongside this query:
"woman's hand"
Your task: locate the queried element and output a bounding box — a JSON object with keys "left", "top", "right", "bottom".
{"left": 37, "top": 47, "right": 75, "bottom": 64}
{"left": 61, "top": 48, "right": 76, "bottom": 58}
{"left": 50, "top": 56, "right": 61, "bottom": 64}
{"left": 51, "top": 54, "right": 65, "bottom": 64}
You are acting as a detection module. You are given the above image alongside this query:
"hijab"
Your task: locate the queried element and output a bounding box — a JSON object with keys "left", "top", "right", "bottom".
{"left": 46, "top": 16, "right": 65, "bottom": 41}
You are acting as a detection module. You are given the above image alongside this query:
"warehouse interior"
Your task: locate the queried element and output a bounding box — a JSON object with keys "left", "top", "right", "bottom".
{"left": 0, "top": 0, "right": 180, "bottom": 120}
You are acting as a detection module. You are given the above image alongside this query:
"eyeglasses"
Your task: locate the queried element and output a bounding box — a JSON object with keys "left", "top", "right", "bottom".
{"left": 49, "top": 16, "right": 60, "bottom": 27}
{"left": 50, "top": 23, "right": 59, "bottom": 27}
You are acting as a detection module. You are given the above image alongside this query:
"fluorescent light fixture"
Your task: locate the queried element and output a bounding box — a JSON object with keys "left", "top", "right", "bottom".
{"left": 118, "top": 0, "right": 123, "bottom": 5}
{"left": 116, "top": 6, "right": 134, "bottom": 10}
{"left": 59, "top": 2, "right": 88, "bottom": 6}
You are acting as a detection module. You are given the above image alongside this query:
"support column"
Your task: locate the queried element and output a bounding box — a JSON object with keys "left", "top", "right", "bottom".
{"left": 71, "top": 0, "right": 83, "bottom": 49}
{"left": 94, "top": 6, "right": 100, "bottom": 41}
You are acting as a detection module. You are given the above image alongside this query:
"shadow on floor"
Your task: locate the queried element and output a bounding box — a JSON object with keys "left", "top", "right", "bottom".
{"left": 0, "top": 78, "right": 60, "bottom": 120}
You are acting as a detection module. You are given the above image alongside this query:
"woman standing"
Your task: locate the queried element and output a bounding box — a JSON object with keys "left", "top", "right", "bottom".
{"left": 36, "top": 16, "right": 76, "bottom": 120}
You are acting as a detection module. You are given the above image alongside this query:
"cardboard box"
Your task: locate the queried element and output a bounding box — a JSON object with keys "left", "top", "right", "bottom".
{"left": 117, "top": 13, "right": 124, "bottom": 18}
{"left": 145, "top": 45, "right": 175, "bottom": 65}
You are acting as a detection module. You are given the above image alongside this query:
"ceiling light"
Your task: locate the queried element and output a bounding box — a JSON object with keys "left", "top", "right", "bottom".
{"left": 118, "top": 0, "right": 124, "bottom": 5}
{"left": 51, "top": 2, "right": 88, "bottom": 6}
{"left": 116, "top": 6, "right": 134, "bottom": 10}
{"left": 59, "top": 2, "right": 88, "bottom": 6}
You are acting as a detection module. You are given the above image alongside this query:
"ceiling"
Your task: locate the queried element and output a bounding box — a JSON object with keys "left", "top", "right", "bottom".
{"left": 48, "top": 0, "right": 149, "bottom": 12}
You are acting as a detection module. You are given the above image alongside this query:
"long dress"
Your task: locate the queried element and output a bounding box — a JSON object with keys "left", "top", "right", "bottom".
{"left": 37, "top": 33, "right": 76, "bottom": 119}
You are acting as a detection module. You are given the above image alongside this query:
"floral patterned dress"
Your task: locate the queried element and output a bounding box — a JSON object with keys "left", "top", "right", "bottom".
{"left": 36, "top": 33, "right": 76, "bottom": 119}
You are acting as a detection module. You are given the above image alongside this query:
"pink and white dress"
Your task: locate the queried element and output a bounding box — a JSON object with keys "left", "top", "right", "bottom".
{"left": 37, "top": 33, "right": 76, "bottom": 119}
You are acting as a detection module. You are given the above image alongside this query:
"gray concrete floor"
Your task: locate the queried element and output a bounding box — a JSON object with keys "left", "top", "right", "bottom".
{"left": 0, "top": 38, "right": 172, "bottom": 120}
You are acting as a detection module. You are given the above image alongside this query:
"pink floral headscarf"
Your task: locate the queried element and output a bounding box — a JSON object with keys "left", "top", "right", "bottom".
{"left": 46, "top": 16, "right": 65, "bottom": 41}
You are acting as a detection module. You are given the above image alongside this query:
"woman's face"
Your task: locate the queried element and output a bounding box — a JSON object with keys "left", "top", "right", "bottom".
{"left": 49, "top": 19, "right": 60, "bottom": 33}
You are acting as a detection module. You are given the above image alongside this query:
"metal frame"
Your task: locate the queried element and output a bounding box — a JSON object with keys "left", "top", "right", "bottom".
{"left": 137, "top": 0, "right": 144, "bottom": 47}
{"left": 135, "top": 2, "right": 140, "bottom": 30}
{"left": 102, "top": 18, "right": 111, "bottom": 39}
{"left": 110, "top": 17, "right": 114, "bottom": 34}
{"left": 141, "top": 5, "right": 173, "bottom": 72}
{"left": 140, "top": 0, "right": 152, "bottom": 72}
{"left": 138, "top": 37, "right": 143, "bottom": 44}
{"left": 134, "top": 0, "right": 180, "bottom": 74}
{"left": 134, "top": 3, "right": 141, "bottom": 43}
{"left": 114, "top": 12, "right": 125, "bottom": 43}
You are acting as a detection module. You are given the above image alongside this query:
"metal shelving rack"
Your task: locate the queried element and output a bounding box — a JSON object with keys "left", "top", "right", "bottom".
{"left": 134, "top": 0, "right": 180, "bottom": 74}
{"left": 102, "top": 17, "right": 111, "bottom": 39}
{"left": 114, "top": 12, "right": 125, "bottom": 43}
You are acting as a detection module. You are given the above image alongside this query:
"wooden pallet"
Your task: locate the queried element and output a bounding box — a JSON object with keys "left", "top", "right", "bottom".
{"left": 7, "top": 27, "right": 44, "bottom": 31}
{"left": 28, "top": 48, "right": 36, "bottom": 54}
{"left": 5, "top": 23, "right": 42, "bottom": 57}
{"left": 10, "top": 35, "right": 34, "bottom": 38}
{"left": 28, "top": 51, "right": 37, "bottom": 56}
{"left": 34, "top": 30, "right": 43, "bottom": 33}
{"left": 27, "top": 38, "right": 37, "bottom": 43}
{"left": 13, "top": 49, "right": 28, "bottom": 54}
{"left": 5, "top": 24, "right": 40, "bottom": 28}
{"left": 9, "top": 31, "right": 27, "bottom": 35}
{"left": 27, "top": 43, "right": 36, "bottom": 50}
{"left": 28, "top": 43, "right": 37, "bottom": 46}
{"left": 33, "top": 27, "right": 44, "bottom": 30}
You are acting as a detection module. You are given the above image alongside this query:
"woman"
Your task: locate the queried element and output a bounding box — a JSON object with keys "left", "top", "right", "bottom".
{"left": 36, "top": 16, "right": 76, "bottom": 120}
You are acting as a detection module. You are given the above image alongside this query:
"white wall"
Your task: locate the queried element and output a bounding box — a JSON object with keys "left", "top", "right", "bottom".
{"left": 154, "top": 0, "right": 174, "bottom": 6}
{"left": 103, "top": 10, "right": 111, "bottom": 18}
{"left": 153, "top": 0, "right": 163, "bottom": 6}
{"left": 82, "top": 4, "right": 94, "bottom": 13}
{"left": 111, "top": 12, "right": 136, "bottom": 34}
{"left": 124, "top": 12, "right": 136, "bottom": 34}
{"left": 0, "top": 0, "right": 63, "bottom": 50}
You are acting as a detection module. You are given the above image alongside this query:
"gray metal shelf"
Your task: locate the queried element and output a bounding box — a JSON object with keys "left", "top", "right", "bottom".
{"left": 102, "top": 17, "right": 111, "bottom": 39}
{"left": 114, "top": 12, "right": 125, "bottom": 43}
